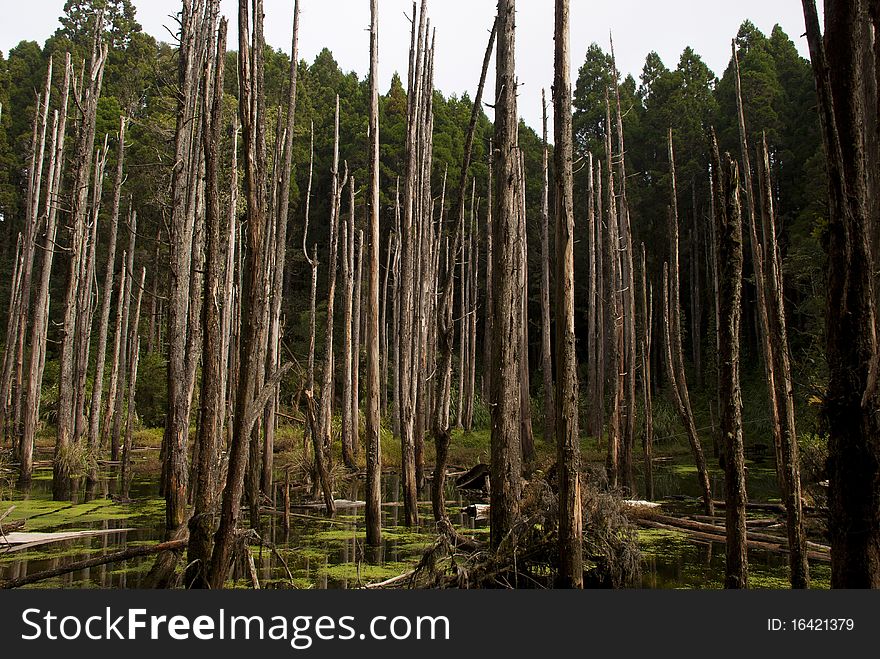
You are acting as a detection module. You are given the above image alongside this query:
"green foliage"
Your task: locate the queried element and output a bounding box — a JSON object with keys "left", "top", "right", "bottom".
{"left": 136, "top": 350, "right": 167, "bottom": 429}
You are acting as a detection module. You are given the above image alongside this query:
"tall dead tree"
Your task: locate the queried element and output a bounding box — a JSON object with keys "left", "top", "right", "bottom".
{"left": 20, "top": 57, "right": 71, "bottom": 483}
{"left": 613, "top": 57, "right": 638, "bottom": 496}
{"left": 639, "top": 244, "right": 654, "bottom": 501}
{"left": 756, "top": 133, "right": 809, "bottom": 589}
{"left": 212, "top": 0, "right": 283, "bottom": 587}
{"left": 352, "top": 228, "right": 364, "bottom": 458}
{"left": 187, "top": 17, "right": 227, "bottom": 590}
{"left": 87, "top": 115, "right": 126, "bottom": 460}
{"left": 165, "top": 0, "right": 216, "bottom": 534}
{"left": 263, "top": 0, "right": 301, "bottom": 493}
{"left": 554, "top": 0, "right": 583, "bottom": 588}
{"left": 55, "top": 21, "right": 108, "bottom": 498}
{"left": 802, "top": 0, "right": 880, "bottom": 588}
{"left": 341, "top": 187, "right": 356, "bottom": 469}
{"left": 518, "top": 150, "right": 535, "bottom": 463}
{"left": 398, "top": 0, "right": 429, "bottom": 527}
{"left": 121, "top": 267, "right": 146, "bottom": 495}
{"left": 432, "top": 16, "right": 496, "bottom": 523}
{"left": 665, "top": 129, "right": 714, "bottom": 516}
{"left": 711, "top": 134, "right": 748, "bottom": 589}
{"left": 365, "top": 0, "right": 383, "bottom": 546}
{"left": 490, "top": 0, "right": 523, "bottom": 547}
{"left": 540, "top": 90, "right": 555, "bottom": 444}
{"left": 111, "top": 212, "right": 137, "bottom": 462}
{"left": 733, "top": 43, "right": 809, "bottom": 589}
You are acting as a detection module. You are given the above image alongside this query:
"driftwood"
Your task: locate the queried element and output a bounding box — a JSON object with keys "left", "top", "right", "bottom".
{"left": 1, "top": 538, "right": 188, "bottom": 589}
{"left": 1, "top": 528, "right": 136, "bottom": 553}
{"left": 456, "top": 463, "right": 489, "bottom": 491}
{"left": 634, "top": 514, "right": 830, "bottom": 562}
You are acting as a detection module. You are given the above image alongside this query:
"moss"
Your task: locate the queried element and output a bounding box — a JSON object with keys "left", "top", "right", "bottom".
{"left": 322, "top": 561, "right": 413, "bottom": 582}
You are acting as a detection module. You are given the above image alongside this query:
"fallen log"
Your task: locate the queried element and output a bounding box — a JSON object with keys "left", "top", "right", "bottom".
{"left": 635, "top": 518, "right": 830, "bottom": 562}
{"left": 0, "top": 538, "right": 188, "bottom": 589}
{"left": 456, "top": 463, "right": 490, "bottom": 490}
{"left": 2, "top": 528, "right": 136, "bottom": 553}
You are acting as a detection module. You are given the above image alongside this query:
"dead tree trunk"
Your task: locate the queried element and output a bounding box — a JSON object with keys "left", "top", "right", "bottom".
{"left": 352, "top": 228, "right": 364, "bottom": 459}
{"left": 432, "top": 16, "right": 496, "bottom": 523}
{"left": 211, "top": 0, "right": 276, "bottom": 588}
{"left": 490, "top": 0, "right": 523, "bottom": 547}
{"left": 187, "top": 18, "right": 227, "bottom": 590}
{"left": 711, "top": 133, "right": 748, "bottom": 589}
{"left": 553, "top": 0, "right": 583, "bottom": 588}
{"left": 55, "top": 26, "right": 108, "bottom": 499}
{"left": 121, "top": 267, "right": 146, "bottom": 496}
{"left": 365, "top": 0, "right": 383, "bottom": 546}
{"left": 165, "top": 0, "right": 215, "bottom": 535}
{"left": 756, "top": 134, "right": 809, "bottom": 589}
{"left": 639, "top": 244, "right": 654, "bottom": 502}
{"left": 112, "top": 212, "right": 137, "bottom": 462}
{"left": 20, "top": 58, "right": 71, "bottom": 483}
{"left": 665, "top": 129, "right": 714, "bottom": 516}
{"left": 262, "top": 0, "right": 301, "bottom": 494}
{"left": 341, "top": 189, "right": 356, "bottom": 469}
{"left": 540, "top": 91, "right": 555, "bottom": 445}
{"left": 802, "top": 0, "right": 879, "bottom": 587}
{"left": 518, "top": 150, "right": 535, "bottom": 464}
{"left": 87, "top": 115, "right": 126, "bottom": 461}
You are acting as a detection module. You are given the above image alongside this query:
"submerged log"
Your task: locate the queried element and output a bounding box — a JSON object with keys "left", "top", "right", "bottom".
{"left": 1, "top": 538, "right": 188, "bottom": 589}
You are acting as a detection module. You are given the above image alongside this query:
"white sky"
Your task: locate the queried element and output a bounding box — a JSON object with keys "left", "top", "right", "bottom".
{"left": 2, "top": 1, "right": 815, "bottom": 131}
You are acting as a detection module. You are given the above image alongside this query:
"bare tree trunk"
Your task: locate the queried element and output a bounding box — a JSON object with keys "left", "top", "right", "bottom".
{"left": 518, "top": 151, "right": 535, "bottom": 464}
{"left": 802, "top": 0, "right": 880, "bottom": 587}
{"left": 665, "top": 130, "right": 713, "bottom": 516}
{"left": 165, "top": 0, "right": 216, "bottom": 535}
{"left": 318, "top": 96, "right": 345, "bottom": 471}
{"left": 733, "top": 43, "right": 809, "bottom": 589}
{"left": 121, "top": 267, "right": 146, "bottom": 496}
{"left": 611, "top": 44, "right": 638, "bottom": 496}
{"left": 399, "top": 1, "right": 428, "bottom": 528}
{"left": 20, "top": 60, "right": 71, "bottom": 482}
{"left": 711, "top": 133, "right": 748, "bottom": 589}
{"left": 352, "top": 228, "right": 363, "bottom": 459}
{"left": 365, "top": 0, "right": 383, "bottom": 546}
{"left": 432, "top": 16, "right": 496, "bottom": 523}
{"left": 87, "top": 116, "right": 126, "bottom": 464}
{"left": 490, "top": 0, "right": 523, "bottom": 547}
{"left": 187, "top": 18, "right": 227, "bottom": 589}
{"left": 55, "top": 27, "right": 108, "bottom": 499}
{"left": 554, "top": 0, "right": 583, "bottom": 588}
{"left": 483, "top": 141, "right": 494, "bottom": 405}
{"left": 111, "top": 211, "right": 137, "bottom": 463}
{"left": 756, "top": 133, "right": 809, "bottom": 589}
{"left": 341, "top": 187, "right": 356, "bottom": 469}
{"left": 639, "top": 244, "right": 654, "bottom": 501}
{"left": 539, "top": 91, "right": 555, "bottom": 445}
{"left": 262, "top": 0, "right": 300, "bottom": 494}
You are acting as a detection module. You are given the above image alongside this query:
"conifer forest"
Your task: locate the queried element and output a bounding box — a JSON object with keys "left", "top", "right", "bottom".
{"left": 0, "top": 0, "right": 878, "bottom": 590}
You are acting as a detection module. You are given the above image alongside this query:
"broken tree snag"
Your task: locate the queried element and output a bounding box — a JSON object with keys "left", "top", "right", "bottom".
{"left": 802, "top": 0, "right": 880, "bottom": 588}
{"left": 87, "top": 115, "right": 126, "bottom": 465}
{"left": 540, "top": 90, "right": 555, "bottom": 447}
{"left": 121, "top": 267, "right": 146, "bottom": 497}
{"left": 21, "top": 57, "right": 71, "bottom": 484}
{"left": 165, "top": 0, "right": 216, "bottom": 535}
{"left": 665, "top": 129, "right": 713, "bottom": 516}
{"left": 711, "top": 132, "right": 748, "bottom": 589}
{"left": 187, "top": 17, "right": 227, "bottom": 590}
{"left": 490, "top": 0, "right": 524, "bottom": 548}
{"left": 432, "top": 15, "right": 496, "bottom": 524}
{"left": 55, "top": 19, "right": 108, "bottom": 500}
{"left": 553, "top": 0, "right": 583, "bottom": 589}
{"left": 756, "top": 133, "right": 809, "bottom": 589}
{"left": 639, "top": 244, "right": 654, "bottom": 501}
{"left": 352, "top": 228, "right": 364, "bottom": 460}
{"left": 365, "top": 0, "right": 382, "bottom": 547}
{"left": 263, "top": 0, "right": 301, "bottom": 495}
{"left": 210, "top": 0, "right": 271, "bottom": 590}
{"left": 518, "top": 150, "right": 536, "bottom": 465}
{"left": 341, "top": 184, "right": 356, "bottom": 470}
{"left": 112, "top": 210, "right": 137, "bottom": 463}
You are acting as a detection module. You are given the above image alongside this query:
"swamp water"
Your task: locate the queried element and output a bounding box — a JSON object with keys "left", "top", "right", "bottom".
{"left": 0, "top": 455, "right": 830, "bottom": 589}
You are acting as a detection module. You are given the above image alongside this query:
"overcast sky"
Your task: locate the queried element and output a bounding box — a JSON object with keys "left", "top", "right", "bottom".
{"left": 2, "top": 1, "right": 815, "bottom": 131}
